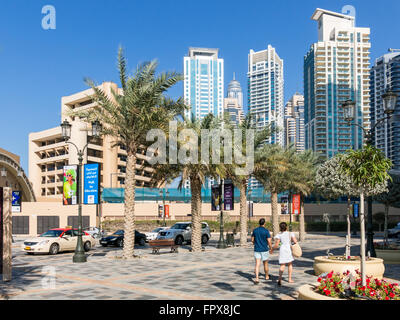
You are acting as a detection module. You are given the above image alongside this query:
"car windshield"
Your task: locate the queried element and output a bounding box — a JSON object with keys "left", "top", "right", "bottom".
{"left": 113, "top": 230, "right": 124, "bottom": 235}
{"left": 40, "top": 230, "right": 63, "bottom": 237}
{"left": 171, "top": 223, "right": 189, "bottom": 230}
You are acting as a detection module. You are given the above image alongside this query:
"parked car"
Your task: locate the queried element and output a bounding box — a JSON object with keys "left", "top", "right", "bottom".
{"left": 83, "top": 226, "right": 104, "bottom": 238}
{"left": 145, "top": 227, "right": 169, "bottom": 242}
{"left": 156, "top": 222, "right": 211, "bottom": 245}
{"left": 99, "top": 230, "right": 147, "bottom": 247}
{"left": 388, "top": 223, "right": 400, "bottom": 239}
{"left": 22, "top": 228, "right": 96, "bottom": 255}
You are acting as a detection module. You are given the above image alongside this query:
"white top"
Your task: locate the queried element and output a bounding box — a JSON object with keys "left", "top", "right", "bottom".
{"left": 274, "top": 231, "right": 295, "bottom": 264}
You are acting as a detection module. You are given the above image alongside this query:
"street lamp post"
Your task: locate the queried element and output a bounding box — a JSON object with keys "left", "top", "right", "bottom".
{"left": 341, "top": 90, "right": 397, "bottom": 257}
{"left": 61, "top": 119, "right": 102, "bottom": 263}
{"left": 217, "top": 179, "right": 227, "bottom": 249}
{"left": 159, "top": 188, "right": 170, "bottom": 227}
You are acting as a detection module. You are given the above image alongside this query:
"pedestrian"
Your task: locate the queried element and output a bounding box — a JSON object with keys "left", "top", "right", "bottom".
{"left": 251, "top": 218, "right": 272, "bottom": 284}
{"left": 271, "top": 222, "right": 298, "bottom": 286}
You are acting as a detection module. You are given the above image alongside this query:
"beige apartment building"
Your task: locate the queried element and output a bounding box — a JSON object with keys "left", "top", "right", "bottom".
{"left": 29, "top": 82, "right": 155, "bottom": 202}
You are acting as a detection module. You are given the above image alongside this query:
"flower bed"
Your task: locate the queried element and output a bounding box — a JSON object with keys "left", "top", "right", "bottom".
{"left": 315, "top": 270, "right": 400, "bottom": 300}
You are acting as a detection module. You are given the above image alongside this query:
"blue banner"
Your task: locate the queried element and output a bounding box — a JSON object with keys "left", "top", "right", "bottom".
{"left": 12, "top": 190, "right": 21, "bottom": 212}
{"left": 84, "top": 163, "right": 99, "bottom": 204}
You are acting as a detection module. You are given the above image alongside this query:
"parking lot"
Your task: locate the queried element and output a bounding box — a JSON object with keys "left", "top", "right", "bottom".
{"left": 1, "top": 233, "right": 399, "bottom": 300}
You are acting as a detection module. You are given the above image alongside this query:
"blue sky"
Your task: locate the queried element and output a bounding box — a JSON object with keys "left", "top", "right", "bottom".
{"left": 0, "top": 0, "right": 399, "bottom": 173}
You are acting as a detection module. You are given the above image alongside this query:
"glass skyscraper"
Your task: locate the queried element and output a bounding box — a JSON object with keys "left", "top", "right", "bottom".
{"left": 184, "top": 47, "right": 224, "bottom": 121}
{"left": 304, "top": 8, "right": 371, "bottom": 158}
{"left": 370, "top": 50, "right": 400, "bottom": 170}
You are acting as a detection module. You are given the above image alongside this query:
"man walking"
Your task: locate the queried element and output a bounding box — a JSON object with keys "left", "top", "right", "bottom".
{"left": 251, "top": 218, "right": 272, "bottom": 284}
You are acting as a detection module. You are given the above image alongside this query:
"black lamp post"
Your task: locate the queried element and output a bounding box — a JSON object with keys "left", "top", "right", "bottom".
{"left": 61, "top": 119, "right": 102, "bottom": 263}
{"left": 159, "top": 188, "right": 170, "bottom": 227}
{"left": 217, "top": 180, "right": 227, "bottom": 249}
{"left": 341, "top": 90, "right": 397, "bottom": 257}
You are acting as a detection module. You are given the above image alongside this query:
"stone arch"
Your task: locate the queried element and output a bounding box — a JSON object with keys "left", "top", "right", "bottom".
{"left": 0, "top": 152, "right": 36, "bottom": 202}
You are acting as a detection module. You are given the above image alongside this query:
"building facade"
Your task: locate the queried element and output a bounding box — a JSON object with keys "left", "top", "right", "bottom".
{"left": 370, "top": 50, "right": 400, "bottom": 170}
{"left": 29, "top": 82, "right": 155, "bottom": 201}
{"left": 304, "top": 8, "right": 371, "bottom": 158}
{"left": 225, "top": 73, "right": 244, "bottom": 125}
{"left": 284, "top": 93, "right": 305, "bottom": 152}
{"left": 248, "top": 45, "right": 284, "bottom": 146}
{"left": 183, "top": 47, "right": 224, "bottom": 121}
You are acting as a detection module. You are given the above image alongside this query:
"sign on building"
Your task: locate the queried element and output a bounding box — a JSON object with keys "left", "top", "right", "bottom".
{"left": 12, "top": 190, "right": 21, "bottom": 213}
{"left": 63, "top": 165, "right": 78, "bottom": 205}
{"left": 84, "top": 163, "right": 100, "bottom": 204}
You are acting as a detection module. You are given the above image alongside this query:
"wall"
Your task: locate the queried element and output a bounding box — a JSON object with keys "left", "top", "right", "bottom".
{"left": 13, "top": 201, "right": 400, "bottom": 236}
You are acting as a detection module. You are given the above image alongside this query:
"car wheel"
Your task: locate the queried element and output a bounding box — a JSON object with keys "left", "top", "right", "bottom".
{"left": 84, "top": 241, "right": 92, "bottom": 252}
{"left": 201, "top": 234, "right": 209, "bottom": 244}
{"left": 139, "top": 238, "right": 146, "bottom": 247}
{"left": 117, "top": 238, "right": 124, "bottom": 247}
{"left": 49, "top": 243, "right": 59, "bottom": 255}
{"left": 175, "top": 236, "right": 184, "bottom": 245}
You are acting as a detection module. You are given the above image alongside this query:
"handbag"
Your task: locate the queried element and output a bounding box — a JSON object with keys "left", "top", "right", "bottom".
{"left": 291, "top": 242, "right": 302, "bottom": 258}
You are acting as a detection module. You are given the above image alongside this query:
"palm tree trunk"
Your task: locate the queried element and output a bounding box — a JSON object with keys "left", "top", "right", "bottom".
{"left": 299, "top": 194, "right": 306, "bottom": 242}
{"left": 384, "top": 204, "right": 389, "bottom": 245}
{"left": 360, "top": 191, "right": 366, "bottom": 286}
{"left": 190, "top": 176, "right": 202, "bottom": 252}
{"left": 122, "top": 150, "right": 136, "bottom": 259}
{"left": 271, "top": 192, "right": 279, "bottom": 237}
{"left": 239, "top": 179, "right": 248, "bottom": 246}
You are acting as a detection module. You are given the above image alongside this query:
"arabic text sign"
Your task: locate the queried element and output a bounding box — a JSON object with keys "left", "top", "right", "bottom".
{"left": 84, "top": 163, "right": 99, "bottom": 204}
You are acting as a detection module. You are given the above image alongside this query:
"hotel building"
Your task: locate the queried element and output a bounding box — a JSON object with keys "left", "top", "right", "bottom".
{"left": 284, "top": 93, "right": 305, "bottom": 152}
{"left": 28, "top": 82, "right": 155, "bottom": 202}
{"left": 304, "top": 8, "right": 371, "bottom": 158}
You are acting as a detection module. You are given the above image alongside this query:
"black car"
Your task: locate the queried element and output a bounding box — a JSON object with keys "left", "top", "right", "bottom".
{"left": 100, "top": 230, "right": 146, "bottom": 247}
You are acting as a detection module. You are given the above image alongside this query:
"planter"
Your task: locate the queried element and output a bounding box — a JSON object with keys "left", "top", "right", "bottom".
{"left": 313, "top": 256, "right": 385, "bottom": 279}
{"left": 376, "top": 249, "right": 400, "bottom": 264}
{"left": 298, "top": 283, "right": 342, "bottom": 300}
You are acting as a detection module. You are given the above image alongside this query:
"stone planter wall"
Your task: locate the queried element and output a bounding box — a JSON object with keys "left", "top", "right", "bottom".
{"left": 313, "top": 256, "right": 385, "bottom": 278}
{"left": 376, "top": 249, "right": 400, "bottom": 264}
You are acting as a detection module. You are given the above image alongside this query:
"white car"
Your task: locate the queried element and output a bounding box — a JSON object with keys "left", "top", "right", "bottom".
{"left": 22, "top": 228, "right": 96, "bottom": 255}
{"left": 83, "top": 226, "right": 103, "bottom": 238}
{"left": 145, "top": 227, "right": 169, "bottom": 242}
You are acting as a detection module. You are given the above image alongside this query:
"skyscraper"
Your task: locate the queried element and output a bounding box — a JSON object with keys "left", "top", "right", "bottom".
{"left": 248, "top": 45, "right": 284, "bottom": 146}
{"left": 304, "top": 8, "right": 371, "bottom": 158}
{"left": 285, "top": 93, "right": 305, "bottom": 152}
{"left": 183, "top": 47, "right": 224, "bottom": 121}
{"left": 224, "top": 74, "right": 244, "bottom": 125}
{"left": 370, "top": 50, "right": 400, "bottom": 170}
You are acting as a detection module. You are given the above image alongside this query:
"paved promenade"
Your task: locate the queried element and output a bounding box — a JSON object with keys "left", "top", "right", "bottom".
{"left": 1, "top": 233, "right": 399, "bottom": 300}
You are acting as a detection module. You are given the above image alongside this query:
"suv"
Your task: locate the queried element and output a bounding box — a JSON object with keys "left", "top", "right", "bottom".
{"left": 156, "top": 222, "right": 211, "bottom": 245}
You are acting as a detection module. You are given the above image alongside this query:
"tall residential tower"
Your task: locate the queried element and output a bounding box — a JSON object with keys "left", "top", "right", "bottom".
{"left": 304, "top": 8, "right": 371, "bottom": 158}
{"left": 370, "top": 50, "right": 400, "bottom": 170}
{"left": 248, "top": 45, "right": 284, "bottom": 146}
{"left": 285, "top": 93, "right": 305, "bottom": 152}
{"left": 183, "top": 47, "right": 224, "bottom": 121}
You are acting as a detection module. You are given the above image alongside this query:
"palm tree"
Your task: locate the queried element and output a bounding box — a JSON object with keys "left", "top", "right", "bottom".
{"left": 286, "top": 149, "right": 321, "bottom": 242}
{"left": 68, "top": 47, "right": 184, "bottom": 259}
{"left": 253, "top": 144, "right": 291, "bottom": 236}
{"left": 150, "top": 113, "right": 224, "bottom": 252}
{"left": 222, "top": 114, "right": 271, "bottom": 246}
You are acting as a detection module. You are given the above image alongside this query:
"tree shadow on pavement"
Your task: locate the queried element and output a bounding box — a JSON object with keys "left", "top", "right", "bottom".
{"left": 212, "top": 282, "right": 236, "bottom": 291}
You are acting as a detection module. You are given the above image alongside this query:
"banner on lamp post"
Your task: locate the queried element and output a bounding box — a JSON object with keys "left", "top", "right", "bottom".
{"left": 292, "top": 194, "right": 301, "bottom": 215}
{"left": 211, "top": 184, "right": 222, "bottom": 211}
{"left": 84, "top": 163, "right": 100, "bottom": 204}
{"left": 223, "top": 182, "right": 234, "bottom": 211}
{"left": 63, "top": 165, "right": 78, "bottom": 205}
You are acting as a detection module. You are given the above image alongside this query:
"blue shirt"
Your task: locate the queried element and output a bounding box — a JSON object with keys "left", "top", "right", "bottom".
{"left": 252, "top": 227, "right": 271, "bottom": 252}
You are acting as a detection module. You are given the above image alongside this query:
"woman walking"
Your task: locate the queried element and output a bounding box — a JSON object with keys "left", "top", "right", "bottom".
{"left": 271, "top": 222, "right": 298, "bottom": 286}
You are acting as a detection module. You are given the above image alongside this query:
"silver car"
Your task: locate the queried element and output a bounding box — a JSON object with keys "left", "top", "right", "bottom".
{"left": 156, "top": 222, "right": 211, "bottom": 245}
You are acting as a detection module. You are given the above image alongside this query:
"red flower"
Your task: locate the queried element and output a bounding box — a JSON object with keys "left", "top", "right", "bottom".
{"left": 389, "top": 292, "right": 395, "bottom": 298}
{"left": 385, "top": 296, "right": 389, "bottom": 300}
{"left": 327, "top": 272, "right": 333, "bottom": 279}
{"left": 317, "top": 277, "right": 322, "bottom": 282}
{"left": 325, "top": 290, "right": 331, "bottom": 295}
